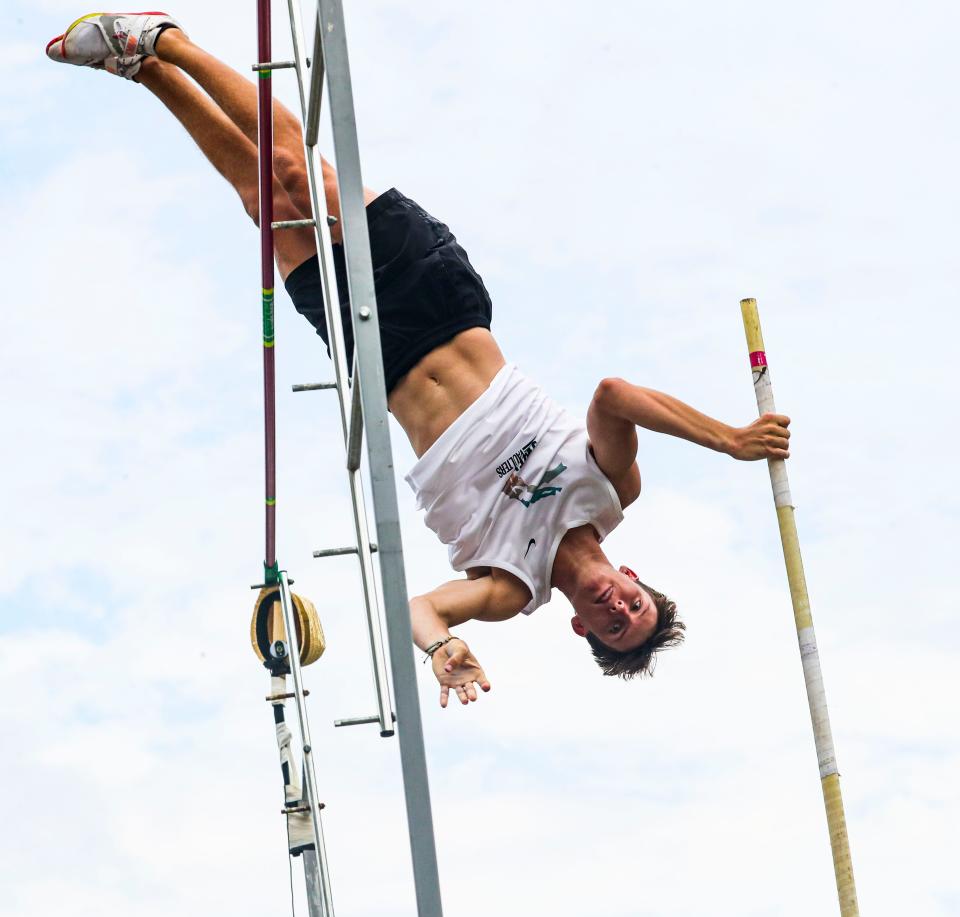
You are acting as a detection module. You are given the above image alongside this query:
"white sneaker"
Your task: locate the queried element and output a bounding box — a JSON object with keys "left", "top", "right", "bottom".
{"left": 46, "top": 12, "right": 185, "bottom": 77}
{"left": 103, "top": 54, "right": 145, "bottom": 80}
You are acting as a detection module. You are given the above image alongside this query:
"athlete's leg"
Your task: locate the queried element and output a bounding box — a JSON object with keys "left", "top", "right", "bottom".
{"left": 137, "top": 57, "right": 316, "bottom": 278}
{"left": 152, "top": 27, "right": 378, "bottom": 240}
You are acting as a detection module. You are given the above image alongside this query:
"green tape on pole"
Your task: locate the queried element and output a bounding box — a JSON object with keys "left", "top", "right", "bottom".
{"left": 264, "top": 560, "right": 280, "bottom": 586}
{"left": 258, "top": 71, "right": 271, "bottom": 80}
{"left": 262, "top": 288, "right": 275, "bottom": 345}
{"left": 266, "top": 497, "right": 276, "bottom": 506}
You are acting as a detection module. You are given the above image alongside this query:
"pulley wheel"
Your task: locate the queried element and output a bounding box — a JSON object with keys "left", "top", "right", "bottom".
{"left": 250, "top": 586, "right": 325, "bottom": 668}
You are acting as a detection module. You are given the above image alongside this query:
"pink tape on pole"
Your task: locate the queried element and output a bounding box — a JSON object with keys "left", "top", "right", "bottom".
{"left": 750, "top": 350, "right": 767, "bottom": 368}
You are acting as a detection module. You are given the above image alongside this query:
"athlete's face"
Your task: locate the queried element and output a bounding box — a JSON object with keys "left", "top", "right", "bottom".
{"left": 569, "top": 565, "right": 659, "bottom": 651}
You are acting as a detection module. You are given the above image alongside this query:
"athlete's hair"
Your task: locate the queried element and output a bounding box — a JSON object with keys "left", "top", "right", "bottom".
{"left": 585, "top": 579, "right": 685, "bottom": 679}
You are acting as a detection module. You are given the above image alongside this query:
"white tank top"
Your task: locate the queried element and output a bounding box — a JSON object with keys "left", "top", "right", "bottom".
{"left": 404, "top": 364, "right": 624, "bottom": 614}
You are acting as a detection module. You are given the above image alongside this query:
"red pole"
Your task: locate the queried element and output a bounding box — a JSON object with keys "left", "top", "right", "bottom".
{"left": 257, "top": 0, "right": 278, "bottom": 580}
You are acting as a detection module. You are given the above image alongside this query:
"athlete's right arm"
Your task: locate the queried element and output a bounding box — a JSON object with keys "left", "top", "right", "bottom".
{"left": 589, "top": 378, "right": 791, "bottom": 463}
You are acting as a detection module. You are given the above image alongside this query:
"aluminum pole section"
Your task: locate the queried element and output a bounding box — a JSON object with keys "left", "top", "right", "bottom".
{"left": 283, "top": 0, "right": 394, "bottom": 738}
{"left": 740, "top": 298, "right": 859, "bottom": 916}
{"left": 303, "top": 850, "right": 326, "bottom": 917}
{"left": 279, "top": 571, "right": 336, "bottom": 917}
{"left": 314, "top": 3, "right": 444, "bottom": 913}
{"left": 257, "top": 0, "right": 278, "bottom": 577}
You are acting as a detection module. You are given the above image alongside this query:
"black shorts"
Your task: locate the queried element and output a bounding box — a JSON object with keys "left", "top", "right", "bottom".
{"left": 283, "top": 188, "right": 493, "bottom": 394}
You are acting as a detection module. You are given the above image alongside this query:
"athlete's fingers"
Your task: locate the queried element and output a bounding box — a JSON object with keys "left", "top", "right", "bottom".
{"left": 440, "top": 686, "right": 449, "bottom": 709}
{"left": 763, "top": 412, "right": 790, "bottom": 427}
{"left": 456, "top": 685, "right": 469, "bottom": 705}
{"left": 464, "top": 682, "right": 478, "bottom": 702}
{"left": 445, "top": 647, "right": 467, "bottom": 673}
{"left": 771, "top": 448, "right": 790, "bottom": 459}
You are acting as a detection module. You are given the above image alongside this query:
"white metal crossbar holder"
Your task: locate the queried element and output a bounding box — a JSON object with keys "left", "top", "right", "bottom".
{"left": 310, "top": 5, "right": 444, "bottom": 912}
{"left": 273, "top": 217, "right": 317, "bottom": 230}
{"left": 280, "top": 0, "right": 394, "bottom": 742}
{"left": 279, "top": 1, "right": 445, "bottom": 913}
{"left": 273, "top": 1, "right": 444, "bottom": 912}
{"left": 313, "top": 543, "right": 377, "bottom": 559}
{"left": 305, "top": 12, "right": 325, "bottom": 147}
{"left": 253, "top": 59, "right": 297, "bottom": 71}
{"left": 346, "top": 373, "right": 364, "bottom": 471}
{"left": 278, "top": 571, "right": 335, "bottom": 916}
{"left": 292, "top": 381, "right": 338, "bottom": 392}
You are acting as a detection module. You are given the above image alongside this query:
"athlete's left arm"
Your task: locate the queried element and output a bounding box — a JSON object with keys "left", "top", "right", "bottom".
{"left": 587, "top": 377, "right": 791, "bottom": 485}
{"left": 409, "top": 571, "right": 529, "bottom": 708}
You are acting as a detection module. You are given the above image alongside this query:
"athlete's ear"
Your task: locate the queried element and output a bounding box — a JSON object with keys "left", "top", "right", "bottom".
{"left": 570, "top": 616, "right": 588, "bottom": 638}
{"left": 618, "top": 564, "right": 638, "bottom": 581}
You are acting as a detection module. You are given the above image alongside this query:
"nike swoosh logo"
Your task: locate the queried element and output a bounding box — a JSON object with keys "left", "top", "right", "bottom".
{"left": 524, "top": 538, "right": 536, "bottom": 558}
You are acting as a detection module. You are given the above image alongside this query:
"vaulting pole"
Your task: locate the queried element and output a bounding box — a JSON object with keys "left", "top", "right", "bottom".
{"left": 740, "top": 299, "right": 859, "bottom": 916}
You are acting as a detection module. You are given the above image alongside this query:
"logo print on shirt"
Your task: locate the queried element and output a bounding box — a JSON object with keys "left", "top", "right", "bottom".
{"left": 494, "top": 437, "right": 538, "bottom": 479}
{"left": 524, "top": 538, "right": 537, "bottom": 557}
{"left": 502, "top": 462, "right": 567, "bottom": 508}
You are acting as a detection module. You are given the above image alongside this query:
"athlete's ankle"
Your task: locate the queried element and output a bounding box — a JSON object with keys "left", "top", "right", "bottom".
{"left": 133, "top": 56, "right": 168, "bottom": 85}
{"left": 153, "top": 24, "right": 185, "bottom": 59}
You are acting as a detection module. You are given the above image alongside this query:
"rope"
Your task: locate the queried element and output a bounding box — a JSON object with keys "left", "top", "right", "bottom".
{"left": 285, "top": 817, "right": 297, "bottom": 917}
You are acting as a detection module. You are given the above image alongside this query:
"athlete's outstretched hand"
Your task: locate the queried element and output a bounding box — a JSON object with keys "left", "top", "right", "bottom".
{"left": 728, "top": 412, "right": 791, "bottom": 461}
{"left": 432, "top": 638, "right": 491, "bottom": 708}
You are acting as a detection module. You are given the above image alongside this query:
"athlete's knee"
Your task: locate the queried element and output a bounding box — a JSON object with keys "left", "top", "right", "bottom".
{"left": 273, "top": 148, "right": 308, "bottom": 197}
{"left": 238, "top": 183, "right": 261, "bottom": 226}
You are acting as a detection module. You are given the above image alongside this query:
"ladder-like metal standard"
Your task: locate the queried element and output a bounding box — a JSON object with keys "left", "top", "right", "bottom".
{"left": 254, "top": 1, "right": 444, "bottom": 915}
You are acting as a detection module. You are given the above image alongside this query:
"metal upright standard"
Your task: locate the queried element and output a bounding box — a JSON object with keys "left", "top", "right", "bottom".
{"left": 740, "top": 299, "right": 859, "bottom": 916}
{"left": 253, "top": 2, "right": 444, "bottom": 915}
{"left": 252, "top": 2, "right": 334, "bottom": 914}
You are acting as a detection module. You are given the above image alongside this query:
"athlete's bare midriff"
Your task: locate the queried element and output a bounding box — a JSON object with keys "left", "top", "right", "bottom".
{"left": 388, "top": 328, "right": 507, "bottom": 457}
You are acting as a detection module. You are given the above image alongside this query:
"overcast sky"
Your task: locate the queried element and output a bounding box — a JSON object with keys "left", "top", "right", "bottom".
{"left": 2, "top": 1, "right": 958, "bottom": 915}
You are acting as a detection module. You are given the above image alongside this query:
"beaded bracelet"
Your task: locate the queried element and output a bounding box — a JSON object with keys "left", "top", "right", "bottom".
{"left": 423, "top": 635, "right": 462, "bottom": 663}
